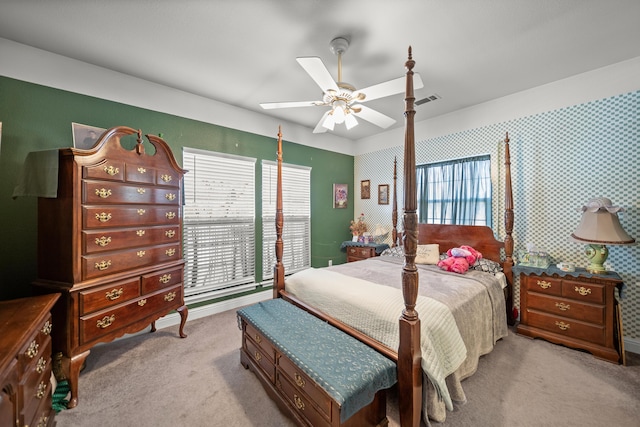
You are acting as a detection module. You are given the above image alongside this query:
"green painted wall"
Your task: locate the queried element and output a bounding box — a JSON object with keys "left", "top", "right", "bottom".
{"left": 0, "top": 76, "right": 354, "bottom": 301}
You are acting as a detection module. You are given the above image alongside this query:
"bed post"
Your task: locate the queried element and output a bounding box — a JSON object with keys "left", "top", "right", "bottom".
{"left": 503, "top": 132, "right": 515, "bottom": 324}
{"left": 392, "top": 156, "right": 398, "bottom": 247}
{"left": 398, "top": 46, "right": 422, "bottom": 427}
{"left": 273, "top": 126, "right": 285, "bottom": 299}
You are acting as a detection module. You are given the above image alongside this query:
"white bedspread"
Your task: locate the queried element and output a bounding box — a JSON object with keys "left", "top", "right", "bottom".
{"left": 286, "top": 267, "right": 466, "bottom": 411}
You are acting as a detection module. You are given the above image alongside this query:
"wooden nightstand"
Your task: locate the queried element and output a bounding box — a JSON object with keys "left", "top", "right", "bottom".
{"left": 516, "top": 266, "right": 623, "bottom": 363}
{"left": 341, "top": 242, "right": 389, "bottom": 263}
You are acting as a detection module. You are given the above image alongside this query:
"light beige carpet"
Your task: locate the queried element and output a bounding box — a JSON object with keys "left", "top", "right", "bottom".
{"left": 55, "top": 306, "right": 640, "bottom": 426}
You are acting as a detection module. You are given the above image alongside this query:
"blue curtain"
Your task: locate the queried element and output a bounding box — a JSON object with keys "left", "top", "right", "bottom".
{"left": 417, "top": 155, "right": 492, "bottom": 226}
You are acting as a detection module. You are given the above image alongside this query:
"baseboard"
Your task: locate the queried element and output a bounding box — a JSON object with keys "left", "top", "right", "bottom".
{"left": 624, "top": 337, "right": 640, "bottom": 355}
{"left": 154, "top": 290, "right": 272, "bottom": 330}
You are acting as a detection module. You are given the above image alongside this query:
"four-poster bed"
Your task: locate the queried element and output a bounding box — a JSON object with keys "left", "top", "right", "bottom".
{"left": 269, "top": 48, "right": 515, "bottom": 426}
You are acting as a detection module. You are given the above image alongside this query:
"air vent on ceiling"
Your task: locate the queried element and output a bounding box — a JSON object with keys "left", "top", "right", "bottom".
{"left": 416, "top": 93, "right": 441, "bottom": 106}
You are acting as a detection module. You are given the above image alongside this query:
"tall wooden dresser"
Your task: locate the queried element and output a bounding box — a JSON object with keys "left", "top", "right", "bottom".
{"left": 32, "top": 126, "right": 188, "bottom": 409}
{"left": 0, "top": 294, "right": 60, "bottom": 427}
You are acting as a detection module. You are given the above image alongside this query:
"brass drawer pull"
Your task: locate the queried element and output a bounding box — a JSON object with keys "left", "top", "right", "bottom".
{"left": 137, "top": 229, "right": 145, "bottom": 236}
{"left": 294, "top": 394, "right": 305, "bottom": 411}
{"left": 36, "top": 357, "right": 47, "bottom": 373}
{"left": 97, "top": 315, "right": 115, "bottom": 329}
{"left": 254, "top": 334, "right": 261, "bottom": 344}
{"left": 137, "top": 188, "right": 146, "bottom": 194}
{"left": 536, "top": 280, "right": 551, "bottom": 289}
{"left": 138, "top": 209, "right": 146, "bottom": 215}
{"left": 95, "top": 188, "right": 112, "bottom": 198}
{"left": 37, "top": 415, "right": 49, "bottom": 427}
{"left": 137, "top": 250, "right": 146, "bottom": 257}
{"left": 106, "top": 288, "right": 123, "bottom": 301}
{"left": 36, "top": 381, "right": 47, "bottom": 399}
{"left": 555, "top": 321, "right": 570, "bottom": 331}
{"left": 138, "top": 299, "right": 147, "bottom": 306}
{"left": 138, "top": 167, "right": 146, "bottom": 174}
{"left": 41, "top": 320, "right": 52, "bottom": 335}
{"left": 294, "top": 372, "right": 305, "bottom": 388}
{"left": 254, "top": 351, "right": 262, "bottom": 362}
{"left": 161, "top": 174, "right": 172, "bottom": 183}
{"left": 165, "top": 229, "right": 176, "bottom": 238}
{"left": 95, "top": 260, "right": 112, "bottom": 271}
{"left": 159, "top": 274, "right": 171, "bottom": 284}
{"left": 165, "top": 193, "right": 176, "bottom": 201}
{"left": 166, "top": 248, "right": 176, "bottom": 257}
{"left": 26, "top": 340, "right": 39, "bottom": 358}
{"left": 164, "top": 291, "right": 176, "bottom": 302}
{"left": 555, "top": 302, "right": 570, "bottom": 311}
{"left": 574, "top": 286, "right": 592, "bottom": 296}
{"left": 95, "top": 236, "right": 111, "bottom": 247}
{"left": 104, "top": 165, "right": 119, "bottom": 176}
{"left": 166, "top": 212, "right": 176, "bottom": 219}
{"left": 96, "top": 212, "right": 112, "bottom": 222}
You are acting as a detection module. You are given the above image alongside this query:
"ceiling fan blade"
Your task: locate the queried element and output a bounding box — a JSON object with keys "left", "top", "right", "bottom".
{"left": 296, "top": 57, "right": 339, "bottom": 93}
{"left": 260, "top": 100, "right": 324, "bottom": 109}
{"left": 354, "top": 72, "right": 424, "bottom": 102}
{"left": 313, "top": 110, "right": 331, "bottom": 133}
{"left": 352, "top": 105, "right": 396, "bottom": 129}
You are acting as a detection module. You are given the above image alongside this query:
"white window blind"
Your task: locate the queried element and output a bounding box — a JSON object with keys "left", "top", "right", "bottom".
{"left": 182, "top": 148, "right": 256, "bottom": 302}
{"left": 262, "top": 160, "right": 311, "bottom": 280}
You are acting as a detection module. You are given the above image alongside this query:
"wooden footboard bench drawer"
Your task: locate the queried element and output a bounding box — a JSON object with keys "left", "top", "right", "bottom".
{"left": 238, "top": 299, "right": 397, "bottom": 427}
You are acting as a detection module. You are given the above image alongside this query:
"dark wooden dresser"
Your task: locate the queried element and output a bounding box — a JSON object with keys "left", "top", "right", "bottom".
{"left": 32, "top": 126, "right": 188, "bottom": 408}
{"left": 341, "top": 242, "right": 389, "bottom": 263}
{"left": 1, "top": 294, "right": 60, "bottom": 427}
{"left": 516, "top": 266, "right": 623, "bottom": 363}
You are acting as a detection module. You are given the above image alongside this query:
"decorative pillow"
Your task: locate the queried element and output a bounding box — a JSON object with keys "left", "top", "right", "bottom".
{"left": 415, "top": 244, "right": 440, "bottom": 265}
{"left": 380, "top": 246, "right": 404, "bottom": 257}
{"left": 471, "top": 258, "right": 503, "bottom": 274}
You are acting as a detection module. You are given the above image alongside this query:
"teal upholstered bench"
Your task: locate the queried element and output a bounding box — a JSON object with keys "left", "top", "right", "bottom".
{"left": 238, "top": 298, "right": 397, "bottom": 427}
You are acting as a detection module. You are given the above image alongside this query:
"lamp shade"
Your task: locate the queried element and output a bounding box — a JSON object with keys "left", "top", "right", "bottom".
{"left": 570, "top": 198, "right": 635, "bottom": 245}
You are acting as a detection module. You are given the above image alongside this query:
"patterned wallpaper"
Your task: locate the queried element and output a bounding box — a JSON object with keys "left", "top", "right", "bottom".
{"left": 354, "top": 90, "right": 640, "bottom": 340}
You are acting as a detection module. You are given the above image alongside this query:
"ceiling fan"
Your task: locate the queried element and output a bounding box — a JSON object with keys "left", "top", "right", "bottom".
{"left": 260, "top": 37, "right": 424, "bottom": 133}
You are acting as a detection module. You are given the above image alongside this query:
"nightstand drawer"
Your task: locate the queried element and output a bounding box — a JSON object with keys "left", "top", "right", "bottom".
{"left": 562, "top": 280, "right": 605, "bottom": 304}
{"left": 527, "top": 293, "right": 604, "bottom": 324}
{"left": 523, "top": 275, "right": 562, "bottom": 296}
{"left": 527, "top": 310, "right": 606, "bottom": 346}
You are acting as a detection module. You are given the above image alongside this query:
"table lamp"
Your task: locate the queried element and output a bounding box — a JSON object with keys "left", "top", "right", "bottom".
{"left": 569, "top": 197, "right": 635, "bottom": 274}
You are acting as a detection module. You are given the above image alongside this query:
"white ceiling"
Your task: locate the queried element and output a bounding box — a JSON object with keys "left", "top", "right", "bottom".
{"left": 1, "top": 0, "right": 640, "bottom": 142}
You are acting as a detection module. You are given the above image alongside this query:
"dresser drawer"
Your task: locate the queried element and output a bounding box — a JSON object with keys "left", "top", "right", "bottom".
{"left": 83, "top": 205, "right": 180, "bottom": 229}
{"left": 79, "top": 285, "right": 183, "bottom": 344}
{"left": 562, "top": 280, "right": 605, "bottom": 304}
{"left": 24, "top": 395, "right": 55, "bottom": 427}
{"left": 522, "top": 275, "right": 562, "bottom": 297}
{"left": 79, "top": 278, "right": 141, "bottom": 315}
{"left": 142, "top": 267, "right": 184, "bottom": 294}
{"left": 125, "top": 164, "right": 156, "bottom": 184}
{"left": 83, "top": 181, "right": 180, "bottom": 205}
{"left": 244, "top": 322, "right": 276, "bottom": 363}
{"left": 347, "top": 247, "right": 376, "bottom": 259}
{"left": 20, "top": 375, "right": 52, "bottom": 427}
{"left": 244, "top": 337, "right": 276, "bottom": 383}
{"left": 83, "top": 226, "right": 181, "bottom": 254}
{"left": 526, "top": 310, "right": 606, "bottom": 346}
{"left": 278, "top": 354, "right": 332, "bottom": 419}
{"left": 526, "top": 293, "right": 604, "bottom": 324}
{"left": 18, "top": 315, "right": 52, "bottom": 373}
{"left": 155, "top": 168, "right": 181, "bottom": 188}
{"left": 277, "top": 370, "right": 330, "bottom": 427}
{"left": 83, "top": 160, "right": 125, "bottom": 182}
{"left": 82, "top": 243, "right": 182, "bottom": 279}
{"left": 20, "top": 344, "right": 52, "bottom": 424}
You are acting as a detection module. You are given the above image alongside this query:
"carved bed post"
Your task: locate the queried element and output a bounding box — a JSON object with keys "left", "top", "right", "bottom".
{"left": 392, "top": 156, "right": 398, "bottom": 247}
{"left": 398, "top": 47, "right": 422, "bottom": 427}
{"left": 503, "top": 132, "right": 515, "bottom": 324}
{"left": 273, "top": 126, "right": 285, "bottom": 299}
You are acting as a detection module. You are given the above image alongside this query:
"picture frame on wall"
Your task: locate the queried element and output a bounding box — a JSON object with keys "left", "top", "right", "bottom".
{"left": 360, "top": 180, "right": 370, "bottom": 199}
{"left": 378, "top": 184, "right": 389, "bottom": 205}
{"left": 333, "top": 183, "right": 348, "bottom": 209}
{"left": 72, "top": 123, "right": 106, "bottom": 150}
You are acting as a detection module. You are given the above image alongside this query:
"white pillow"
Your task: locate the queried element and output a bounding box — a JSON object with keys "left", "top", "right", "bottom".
{"left": 415, "top": 244, "right": 440, "bottom": 265}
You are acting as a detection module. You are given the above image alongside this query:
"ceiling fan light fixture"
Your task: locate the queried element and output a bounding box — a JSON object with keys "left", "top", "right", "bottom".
{"left": 332, "top": 100, "right": 347, "bottom": 124}
{"left": 322, "top": 113, "right": 335, "bottom": 131}
{"left": 344, "top": 112, "right": 358, "bottom": 130}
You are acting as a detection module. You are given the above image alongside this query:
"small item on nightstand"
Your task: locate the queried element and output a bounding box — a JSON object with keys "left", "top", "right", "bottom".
{"left": 556, "top": 262, "right": 575, "bottom": 272}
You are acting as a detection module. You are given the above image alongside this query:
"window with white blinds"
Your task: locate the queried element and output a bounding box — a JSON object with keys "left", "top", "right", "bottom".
{"left": 182, "top": 148, "right": 256, "bottom": 303}
{"left": 262, "top": 160, "right": 311, "bottom": 280}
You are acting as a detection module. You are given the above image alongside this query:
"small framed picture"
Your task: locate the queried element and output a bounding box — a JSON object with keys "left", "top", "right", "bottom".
{"left": 378, "top": 184, "right": 389, "bottom": 205}
{"left": 360, "top": 180, "right": 370, "bottom": 199}
{"left": 333, "top": 183, "right": 348, "bottom": 209}
{"left": 72, "top": 123, "right": 106, "bottom": 149}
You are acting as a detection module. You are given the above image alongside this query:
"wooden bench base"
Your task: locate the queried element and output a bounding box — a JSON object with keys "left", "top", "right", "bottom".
{"left": 238, "top": 300, "right": 393, "bottom": 427}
